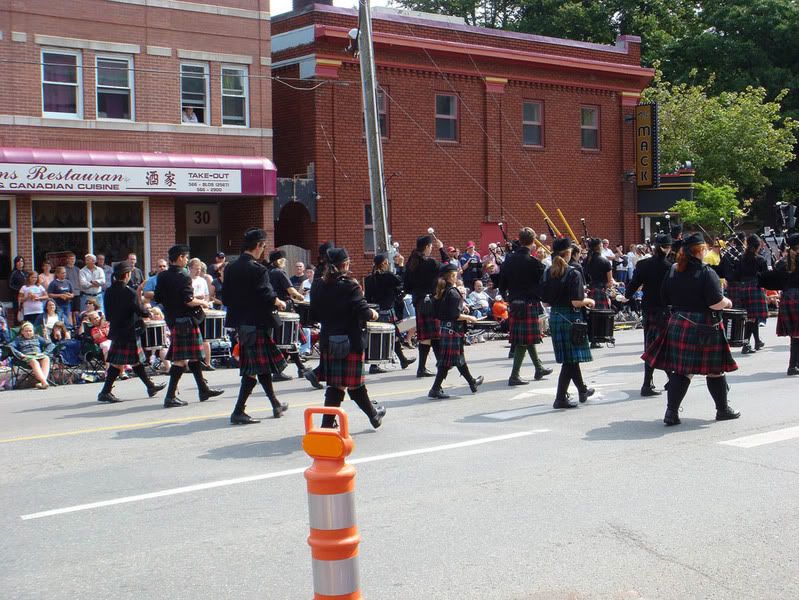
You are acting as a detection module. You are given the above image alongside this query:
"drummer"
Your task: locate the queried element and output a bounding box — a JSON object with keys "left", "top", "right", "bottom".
{"left": 268, "top": 249, "right": 309, "bottom": 379}
{"left": 775, "top": 233, "right": 799, "bottom": 375}
{"left": 643, "top": 233, "right": 740, "bottom": 426}
{"left": 584, "top": 238, "right": 614, "bottom": 349}
{"left": 364, "top": 253, "right": 416, "bottom": 373}
{"left": 303, "top": 242, "right": 335, "bottom": 390}
{"left": 733, "top": 235, "right": 769, "bottom": 354}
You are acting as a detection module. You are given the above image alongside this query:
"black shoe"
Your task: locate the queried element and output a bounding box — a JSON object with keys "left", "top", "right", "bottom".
{"left": 369, "top": 364, "right": 388, "bottom": 374}
{"left": 201, "top": 363, "right": 216, "bottom": 371}
{"left": 742, "top": 344, "right": 755, "bottom": 355}
{"left": 305, "top": 369, "right": 323, "bottom": 389}
{"left": 199, "top": 388, "right": 224, "bottom": 402}
{"left": 416, "top": 368, "right": 435, "bottom": 378}
{"left": 640, "top": 386, "right": 662, "bottom": 397}
{"left": 663, "top": 409, "right": 681, "bottom": 426}
{"left": 755, "top": 340, "right": 765, "bottom": 350}
{"left": 320, "top": 416, "right": 338, "bottom": 429}
{"left": 590, "top": 342, "right": 602, "bottom": 349}
{"left": 272, "top": 402, "right": 289, "bottom": 418}
{"left": 469, "top": 375, "right": 484, "bottom": 393}
{"left": 369, "top": 403, "right": 386, "bottom": 429}
{"left": 230, "top": 412, "right": 261, "bottom": 425}
{"left": 147, "top": 382, "right": 167, "bottom": 398}
{"left": 715, "top": 406, "right": 741, "bottom": 421}
{"left": 399, "top": 356, "right": 416, "bottom": 370}
{"left": 164, "top": 397, "right": 187, "bottom": 408}
{"left": 788, "top": 367, "right": 799, "bottom": 376}
{"left": 578, "top": 388, "right": 595, "bottom": 403}
{"left": 534, "top": 368, "right": 553, "bottom": 380}
{"left": 508, "top": 376, "right": 529, "bottom": 386}
{"left": 97, "top": 392, "right": 122, "bottom": 403}
{"left": 553, "top": 396, "right": 578, "bottom": 409}
{"left": 273, "top": 372, "right": 293, "bottom": 381}
{"left": 428, "top": 388, "right": 450, "bottom": 399}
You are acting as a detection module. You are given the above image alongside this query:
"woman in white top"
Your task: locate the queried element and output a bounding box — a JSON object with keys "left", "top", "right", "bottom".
{"left": 19, "top": 271, "right": 48, "bottom": 324}
{"left": 41, "top": 300, "right": 60, "bottom": 337}
{"left": 626, "top": 244, "right": 639, "bottom": 280}
{"left": 188, "top": 258, "right": 213, "bottom": 370}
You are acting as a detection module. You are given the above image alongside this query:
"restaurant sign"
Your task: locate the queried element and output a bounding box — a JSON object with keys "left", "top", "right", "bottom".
{"left": 0, "top": 163, "right": 242, "bottom": 194}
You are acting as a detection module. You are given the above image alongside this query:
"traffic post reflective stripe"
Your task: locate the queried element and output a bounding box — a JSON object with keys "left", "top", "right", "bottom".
{"left": 303, "top": 407, "right": 363, "bottom": 600}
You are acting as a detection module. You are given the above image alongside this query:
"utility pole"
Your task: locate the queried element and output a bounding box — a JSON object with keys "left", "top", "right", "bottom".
{"left": 358, "top": 0, "right": 390, "bottom": 254}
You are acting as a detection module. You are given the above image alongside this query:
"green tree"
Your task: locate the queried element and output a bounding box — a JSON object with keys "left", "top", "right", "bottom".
{"left": 669, "top": 182, "right": 743, "bottom": 236}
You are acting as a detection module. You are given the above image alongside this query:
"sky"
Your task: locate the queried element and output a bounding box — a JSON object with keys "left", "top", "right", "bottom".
{"left": 271, "top": 0, "right": 392, "bottom": 16}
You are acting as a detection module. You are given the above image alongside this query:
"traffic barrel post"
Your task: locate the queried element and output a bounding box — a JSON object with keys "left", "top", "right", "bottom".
{"left": 303, "top": 407, "right": 362, "bottom": 600}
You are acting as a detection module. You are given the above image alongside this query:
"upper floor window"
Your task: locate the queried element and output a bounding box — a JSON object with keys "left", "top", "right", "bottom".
{"left": 377, "top": 87, "right": 388, "bottom": 138}
{"left": 96, "top": 55, "right": 133, "bottom": 120}
{"left": 581, "top": 106, "right": 600, "bottom": 150}
{"left": 41, "top": 49, "right": 82, "bottom": 118}
{"left": 522, "top": 101, "right": 543, "bottom": 147}
{"left": 435, "top": 93, "right": 458, "bottom": 141}
{"left": 222, "top": 66, "right": 248, "bottom": 126}
{"left": 181, "top": 63, "right": 209, "bottom": 124}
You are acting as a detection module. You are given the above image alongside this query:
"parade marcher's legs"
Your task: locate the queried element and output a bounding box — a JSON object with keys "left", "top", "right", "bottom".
{"left": 258, "top": 372, "right": 288, "bottom": 418}
{"left": 231, "top": 376, "right": 260, "bottom": 424}
{"left": 664, "top": 373, "right": 691, "bottom": 425}
{"left": 348, "top": 385, "right": 386, "bottom": 428}
{"left": 707, "top": 374, "right": 740, "bottom": 421}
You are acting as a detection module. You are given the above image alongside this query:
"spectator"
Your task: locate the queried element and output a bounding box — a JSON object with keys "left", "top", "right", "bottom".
{"left": 79, "top": 297, "right": 104, "bottom": 327}
{"left": 601, "top": 239, "right": 615, "bottom": 259}
{"left": 64, "top": 253, "right": 82, "bottom": 322}
{"left": 37, "top": 260, "right": 54, "bottom": 288}
{"left": 208, "top": 252, "right": 226, "bottom": 277}
{"left": 460, "top": 241, "right": 483, "bottom": 289}
{"left": 19, "top": 271, "right": 48, "bottom": 324}
{"left": 79, "top": 253, "right": 106, "bottom": 311}
{"left": 126, "top": 253, "right": 144, "bottom": 289}
{"left": 11, "top": 321, "right": 51, "bottom": 389}
{"left": 87, "top": 311, "right": 112, "bottom": 360}
{"left": 188, "top": 257, "right": 214, "bottom": 371}
{"left": 49, "top": 321, "right": 71, "bottom": 343}
{"left": 301, "top": 267, "right": 314, "bottom": 300}
{"left": 41, "top": 300, "right": 60, "bottom": 337}
{"left": 211, "top": 261, "right": 226, "bottom": 308}
{"left": 96, "top": 254, "right": 113, "bottom": 290}
{"left": 140, "top": 258, "right": 168, "bottom": 303}
{"left": 485, "top": 279, "right": 499, "bottom": 300}
{"left": 393, "top": 253, "right": 405, "bottom": 279}
{"left": 47, "top": 266, "right": 75, "bottom": 326}
{"left": 0, "top": 312, "right": 9, "bottom": 344}
{"left": 445, "top": 246, "right": 460, "bottom": 270}
{"left": 290, "top": 261, "right": 306, "bottom": 288}
{"left": 466, "top": 280, "right": 491, "bottom": 319}
{"left": 182, "top": 106, "right": 199, "bottom": 123}
{"left": 626, "top": 244, "right": 639, "bottom": 280}
{"left": 614, "top": 244, "right": 628, "bottom": 284}
{"left": 9, "top": 256, "right": 28, "bottom": 322}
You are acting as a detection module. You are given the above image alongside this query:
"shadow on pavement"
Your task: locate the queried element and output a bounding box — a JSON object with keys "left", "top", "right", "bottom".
{"left": 115, "top": 417, "right": 233, "bottom": 439}
{"left": 58, "top": 399, "right": 212, "bottom": 419}
{"left": 583, "top": 418, "right": 712, "bottom": 441}
{"left": 200, "top": 428, "right": 377, "bottom": 460}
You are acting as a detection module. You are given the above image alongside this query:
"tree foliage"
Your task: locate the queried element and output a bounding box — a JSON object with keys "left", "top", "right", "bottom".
{"left": 669, "top": 182, "right": 743, "bottom": 236}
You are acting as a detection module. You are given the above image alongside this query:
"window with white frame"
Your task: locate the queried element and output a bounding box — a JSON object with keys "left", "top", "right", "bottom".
{"left": 522, "top": 101, "right": 543, "bottom": 147}
{"left": 221, "top": 66, "right": 248, "bottom": 126}
{"left": 581, "top": 105, "right": 600, "bottom": 150}
{"left": 41, "top": 49, "right": 83, "bottom": 118}
{"left": 377, "top": 87, "right": 388, "bottom": 138}
{"left": 96, "top": 55, "right": 134, "bottom": 120}
{"left": 435, "top": 93, "right": 458, "bottom": 141}
{"left": 181, "top": 63, "right": 209, "bottom": 124}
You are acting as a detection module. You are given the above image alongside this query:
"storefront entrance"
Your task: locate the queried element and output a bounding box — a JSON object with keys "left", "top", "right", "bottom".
{"left": 186, "top": 203, "right": 220, "bottom": 265}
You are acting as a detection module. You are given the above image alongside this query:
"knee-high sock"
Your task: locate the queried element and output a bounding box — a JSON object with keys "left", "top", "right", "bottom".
{"left": 165, "top": 365, "right": 184, "bottom": 398}
{"left": 706, "top": 376, "right": 729, "bottom": 411}
{"left": 556, "top": 365, "right": 571, "bottom": 399}
{"left": 321, "top": 387, "right": 345, "bottom": 428}
{"left": 643, "top": 363, "right": 655, "bottom": 388}
{"left": 188, "top": 361, "right": 209, "bottom": 393}
{"left": 101, "top": 366, "right": 120, "bottom": 394}
{"left": 418, "top": 343, "right": 431, "bottom": 370}
{"left": 526, "top": 345, "right": 544, "bottom": 370}
{"left": 257, "top": 372, "right": 279, "bottom": 407}
{"left": 132, "top": 364, "right": 153, "bottom": 390}
{"left": 290, "top": 352, "right": 304, "bottom": 373}
{"left": 394, "top": 340, "right": 409, "bottom": 363}
{"left": 431, "top": 339, "right": 441, "bottom": 362}
{"left": 791, "top": 338, "right": 799, "bottom": 369}
{"left": 744, "top": 321, "right": 753, "bottom": 345}
{"left": 752, "top": 321, "right": 762, "bottom": 345}
{"left": 348, "top": 385, "right": 378, "bottom": 418}
{"left": 456, "top": 362, "right": 475, "bottom": 385}
{"left": 233, "top": 376, "right": 258, "bottom": 415}
{"left": 569, "top": 363, "right": 587, "bottom": 392}
{"left": 667, "top": 373, "right": 691, "bottom": 411}
{"left": 431, "top": 365, "right": 449, "bottom": 391}
{"left": 511, "top": 346, "right": 526, "bottom": 379}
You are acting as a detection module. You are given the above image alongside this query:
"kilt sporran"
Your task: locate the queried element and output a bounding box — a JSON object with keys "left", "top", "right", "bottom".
{"left": 549, "top": 306, "right": 592, "bottom": 364}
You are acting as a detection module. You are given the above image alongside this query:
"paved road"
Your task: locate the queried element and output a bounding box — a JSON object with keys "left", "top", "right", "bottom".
{"left": 1, "top": 323, "right": 797, "bottom": 599}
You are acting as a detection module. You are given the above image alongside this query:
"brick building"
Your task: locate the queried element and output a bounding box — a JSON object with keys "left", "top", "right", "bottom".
{"left": 272, "top": 2, "right": 654, "bottom": 275}
{"left": 0, "top": 0, "right": 274, "bottom": 300}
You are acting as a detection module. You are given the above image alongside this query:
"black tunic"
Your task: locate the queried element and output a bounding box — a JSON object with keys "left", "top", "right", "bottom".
{"left": 626, "top": 253, "right": 671, "bottom": 310}
{"left": 104, "top": 281, "right": 149, "bottom": 342}
{"left": 364, "top": 270, "right": 403, "bottom": 311}
{"left": 223, "top": 254, "right": 279, "bottom": 329}
{"left": 311, "top": 274, "right": 373, "bottom": 351}
{"left": 498, "top": 246, "right": 545, "bottom": 302}
{"left": 268, "top": 266, "right": 294, "bottom": 302}
{"left": 153, "top": 265, "right": 194, "bottom": 327}
{"left": 549, "top": 268, "right": 585, "bottom": 308}
{"left": 734, "top": 253, "right": 768, "bottom": 283}
{"left": 585, "top": 254, "right": 612, "bottom": 286}
{"left": 434, "top": 285, "right": 463, "bottom": 323}
{"left": 403, "top": 250, "right": 447, "bottom": 304}
{"left": 776, "top": 259, "right": 799, "bottom": 289}
{"left": 662, "top": 257, "right": 724, "bottom": 311}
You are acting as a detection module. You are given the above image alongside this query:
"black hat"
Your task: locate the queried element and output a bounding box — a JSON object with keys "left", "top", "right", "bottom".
{"left": 168, "top": 244, "right": 191, "bottom": 262}
{"left": 243, "top": 227, "right": 268, "bottom": 245}
{"left": 326, "top": 247, "right": 349, "bottom": 266}
{"left": 113, "top": 260, "right": 133, "bottom": 276}
{"left": 373, "top": 253, "right": 388, "bottom": 266}
{"left": 788, "top": 233, "right": 799, "bottom": 248}
{"left": 439, "top": 262, "right": 458, "bottom": 275}
{"left": 319, "top": 241, "right": 334, "bottom": 256}
{"left": 682, "top": 232, "right": 705, "bottom": 248}
{"left": 588, "top": 237, "right": 602, "bottom": 250}
{"left": 416, "top": 235, "right": 434, "bottom": 250}
{"left": 670, "top": 223, "right": 683, "bottom": 236}
{"left": 552, "top": 237, "right": 572, "bottom": 253}
{"left": 268, "top": 249, "right": 285, "bottom": 263}
{"left": 654, "top": 233, "right": 673, "bottom": 247}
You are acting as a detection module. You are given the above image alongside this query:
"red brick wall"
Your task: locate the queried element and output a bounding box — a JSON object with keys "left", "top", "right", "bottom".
{"left": 148, "top": 196, "right": 176, "bottom": 271}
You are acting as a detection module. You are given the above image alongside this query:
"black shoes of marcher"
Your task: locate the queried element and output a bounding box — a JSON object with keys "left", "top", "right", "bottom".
{"left": 788, "top": 367, "right": 799, "bottom": 376}
{"left": 164, "top": 397, "right": 187, "bottom": 408}
{"left": 230, "top": 412, "right": 261, "bottom": 425}
{"left": 305, "top": 369, "right": 323, "bottom": 389}
{"left": 320, "top": 416, "right": 338, "bottom": 429}
{"left": 417, "top": 368, "right": 435, "bottom": 378}
{"left": 755, "top": 340, "right": 765, "bottom": 350}
{"left": 428, "top": 388, "right": 450, "bottom": 399}
{"left": 469, "top": 375, "right": 484, "bottom": 393}
{"left": 369, "top": 403, "right": 386, "bottom": 429}
{"left": 553, "top": 396, "right": 578, "bottom": 409}
{"left": 147, "top": 382, "right": 167, "bottom": 397}
{"left": 201, "top": 363, "right": 216, "bottom": 371}
{"left": 508, "top": 376, "right": 529, "bottom": 386}
{"left": 741, "top": 344, "right": 755, "bottom": 354}
{"left": 273, "top": 402, "right": 289, "bottom": 418}
{"left": 97, "top": 392, "right": 122, "bottom": 403}
{"left": 399, "top": 356, "right": 416, "bottom": 369}
{"left": 663, "top": 409, "right": 681, "bottom": 426}
{"left": 715, "top": 406, "right": 741, "bottom": 421}
{"left": 369, "top": 364, "right": 389, "bottom": 374}
{"left": 590, "top": 342, "right": 602, "bottom": 349}
{"left": 578, "top": 388, "right": 595, "bottom": 403}
{"left": 199, "top": 388, "right": 224, "bottom": 402}
{"left": 640, "top": 386, "right": 662, "bottom": 397}
{"left": 534, "top": 368, "right": 553, "bottom": 380}
{"left": 273, "top": 371, "right": 293, "bottom": 381}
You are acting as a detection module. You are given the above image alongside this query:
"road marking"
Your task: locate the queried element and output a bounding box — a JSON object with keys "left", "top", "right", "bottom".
{"left": 719, "top": 426, "right": 799, "bottom": 448}
{"left": 20, "top": 429, "right": 548, "bottom": 520}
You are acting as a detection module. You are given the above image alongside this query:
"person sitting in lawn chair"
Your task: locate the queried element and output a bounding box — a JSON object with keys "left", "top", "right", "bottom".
{"left": 10, "top": 321, "right": 52, "bottom": 389}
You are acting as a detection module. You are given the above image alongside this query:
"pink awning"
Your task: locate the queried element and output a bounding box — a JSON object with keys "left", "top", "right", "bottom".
{"left": 0, "top": 147, "right": 276, "bottom": 196}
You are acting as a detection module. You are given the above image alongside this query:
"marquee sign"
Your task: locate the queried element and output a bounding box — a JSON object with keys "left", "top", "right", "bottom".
{"left": 635, "top": 103, "right": 660, "bottom": 188}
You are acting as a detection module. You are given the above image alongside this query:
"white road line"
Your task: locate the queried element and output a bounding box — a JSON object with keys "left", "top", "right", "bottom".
{"left": 719, "top": 426, "right": 799, "bottom": 449}
{"left": 20, "top": 429, "right": 549, "bottom": 521}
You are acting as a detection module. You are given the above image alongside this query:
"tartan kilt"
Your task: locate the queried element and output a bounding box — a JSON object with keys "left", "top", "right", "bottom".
{"left": 437, "top": 326, "right": 465, "bottom": 369}
{"left": 167, "top": 319, "right": 204, "bottom": 362}
{"left": 643, "top": 311, "right": 738, "bottom": 375}
{"left": 777, "top": 288, "right": 799, "bottom": 337}
{"left": 549, "top": 306, "right": 592, "bottom": 364}
{"left": 509, "top": 302, "right": 543, "bottom": 346}
{"left": 588, "top": 285, "right": 612, "bottom": 310}
{"left": 322, "top": 350, "right": 365, "bottom": 388}
{"left": 239, "top": 327, "right": 288, "bottom": 377}
{"left": 733, "top": 280, "right": 768, "bottom": 321}
{"left": 107, "top": 335, "right": 146, "bottom": 366}
{"left": 642, "top": 308, "right": 668, "bottom": 350}
{"left": 414, "top": 302, "right": 440, "bottom": 342}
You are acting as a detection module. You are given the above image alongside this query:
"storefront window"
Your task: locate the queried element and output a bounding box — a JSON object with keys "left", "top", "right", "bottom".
{"left": 33, "top": 200, "right": 87, "bottom": 228}
{"left": 34, "top": 231, "right": 89, "bottom": 268}
{"left": 92, "top": 201, "right": 143, "bottom": 228}
{"left": 93, "top": 232, "right": 144, "bottom": 264}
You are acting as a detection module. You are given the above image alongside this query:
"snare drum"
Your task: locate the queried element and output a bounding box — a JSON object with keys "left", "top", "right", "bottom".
{"left": 202, "top": 309, "right": 227, "bottom": 342}
{"left": 365, "top": 321, "right": 395, "bottom": 364}
{"left": 275, "top": 311, "right": 300, "bottom": 350}
{"left": 140, "top": 320, "right": 166, "bottom": 350}
{"left": 722, "top": 308, "right": 747, "bottom": 347}
{"left": 587, "top": 309, "right": 615, "bottom": 343}
{"left": 294, "top": 301, "right": 314, "bottom": 326}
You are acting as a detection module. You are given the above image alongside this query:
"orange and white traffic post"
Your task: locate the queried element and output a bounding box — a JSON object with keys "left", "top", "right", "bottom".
{"left": 303, "top": 407, "right": 362, "bottom": 600}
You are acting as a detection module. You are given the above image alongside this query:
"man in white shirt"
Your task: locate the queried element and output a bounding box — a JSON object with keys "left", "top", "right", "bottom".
{"left": 466, "top": 280, "right": 491, "bottom": 319}
{"left": 79, "top": 253, "right": 106, "bottom": 311}
{"left": 601, "top": 239, "right": 615, "bottom": 259}
{"left": 96, "top": 254, "right": 113, "bottom": 291}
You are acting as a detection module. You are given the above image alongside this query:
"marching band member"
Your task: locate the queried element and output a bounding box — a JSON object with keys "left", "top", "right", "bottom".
{"left": 223, "top": 229, "right": 289, "bottom": 425}
{"left": 624, "top": 233, "right": 673, "bottom": 396}
{"left": 427, "top": 263, "right": 483, "bottom": 399}
{"left": 268, "top": 249, "right": 308, "bottom": 378}
{"left": 643, "top": 233, "right": 740, "bottom": 426}
{"left": 499, "top": 227, "right": 552, "bottom": 386}
{"left": 584, "top": 238, "right": 613, "bottom": 350}
{"left": 312, "top": 247, "right": 386, "bottom": 429}
{"left": 303, "top": 241, "right": 335, "bottom": 390}
{"left": 734, "top": 234, "right": 769, "bottom": 354}
{"left": 776, "top": 233, "right": 799, "bottom": 375}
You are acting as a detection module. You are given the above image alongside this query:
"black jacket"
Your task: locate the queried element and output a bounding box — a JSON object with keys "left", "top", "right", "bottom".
{"left": 364, "top": 270, "right": 403, "bottom": 311}
{"left": 311, "top": 274, "right": 373, "bottom": 351}
{"left": 104, "top": 281, "right": 149, "bottom": 341}
{"left": 153, "top": 265, "right": 194, "bottom": 327}
{"left": 403, "top": 249, "right": 448, "bottom": 304}
{"left": 268, "top": 266, "right": 294, "bottom": 302}
{"left": 223, "top": 253, "right": 278, "bottom": 329}
{"left": 434, "top": 285, "right": 463, "bottom": 323}
{"left": 662, "top": 257, "right": 723, "bottom": 311}
{"left": 625, "top": 253, "right": 671, "bottom": 310}
{"left": 498, "top": 246, "right": 545, "bottom": 302}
